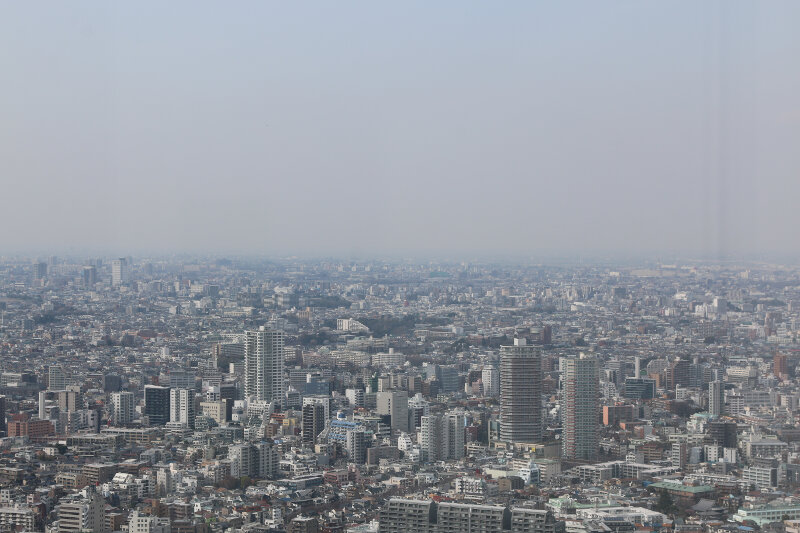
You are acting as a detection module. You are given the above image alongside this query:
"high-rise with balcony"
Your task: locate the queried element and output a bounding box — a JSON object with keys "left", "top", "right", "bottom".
{"left": 561, "top": 354, "right": 599, "bottom": 461}
{"left": 379, "top": 499, "right": 565, "bottom": 533}
{"left": 244, "top": 327, "right": 285, "bottom": 405}
{"left": 419, "top": 410, "right": 466, "bottom": 463}
{"left": 500, "top": 338, "right": 542, "bottom": 443}
{"left": 57, "top": 486, "right": 104, "bottom": 533}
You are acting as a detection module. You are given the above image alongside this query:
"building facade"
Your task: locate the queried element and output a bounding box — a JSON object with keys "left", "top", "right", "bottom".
{"left": 244, "top": 327, "right": 285, "bottom": 405}
{"left": 561, "top": 354, "right": 599, "bottom": 461}
{"left": 500, "top": 339, "right": 542, "bottom": 443}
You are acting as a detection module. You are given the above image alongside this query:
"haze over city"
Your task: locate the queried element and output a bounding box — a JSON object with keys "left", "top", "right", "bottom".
{"left": 2, "top": 2, "right": 799, "bottom": 257}
{"left": 5, "top": 4, "right": 800, "bottom": 533}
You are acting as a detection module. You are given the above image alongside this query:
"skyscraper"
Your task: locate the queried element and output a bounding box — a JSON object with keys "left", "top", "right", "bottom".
{"left": 228, "top": 441, "right": 279, "bottom": 479}
{"left": 420, "top": 414, "right": 444, "bottom": 463}
{"left": 111, "top": 258, "right": 128, "bottom": 287}
{"left": 561, "top": 354, "right": 599, "bottom": 461}
{"left": 438, "top": 365, "right": 461, "bottom": 393}
{"left": 671, "top": 442, "right": 687, "bottom": 469}
{"left": 49, "top": 366, "right": 66, "bottom": 391}
{"left": 623, "top": 377, "right": 655, "bottom": 400}
{"left": 346, "top": 427, "right": 367, "bottom": 464}
{"left": 708, "top": 420, "right": 738, "bottom": 448}
{"left": 111, "top": 391, "right": 134, "bottom": 426}
{"left": 302, "top": 402, "right": 325, "bottom": 445}
{"left": 500, "top": 338, "right": 542, "bottom": 443}
{"left": 665, "top": 358, "right": 690, "bottom": 390}
{"left": 302, "top": 394, "right": 331, "bottom": 417}
{"left": 144, "top": 385, "right": 171, "bottom": 426}
{"left": 34, "top": 262, "right": 47, "bottom": 281}
{"left": 774, "top": 353, "right": 788, "bottom": 379}
{"left": 419, "top": 411, "right": 465, "bottom": 462}
{"left": 244, "top": 327, "right": 285, "bottom": 405}
{"left": 482, "top": 365, "right": 499, "bottom": 397}
{"left": 377, "top": 390, "right": 409, "bottom": 433}
{"left": 170, "top": 388, "right": 195, "bottom": 429}
{"left": 0, "top": 395, "right": 6, "bottom": 433}
{"left": 708, "top": 380, "right": 724, "bottom": 416}
{"left": 82, "top": 266, "right": 97, "bottom": 288}
{"left": 444, "top": 411, "right": 465, "bottom": 460}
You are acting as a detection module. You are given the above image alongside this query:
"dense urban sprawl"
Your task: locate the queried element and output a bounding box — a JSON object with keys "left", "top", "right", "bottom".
{"left": 0, "top": 256, "right": 799, "bottom": 533}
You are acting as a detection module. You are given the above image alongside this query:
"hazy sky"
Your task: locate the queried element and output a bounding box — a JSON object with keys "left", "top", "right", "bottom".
{"left": 2, "top": 2, "right": 799, "bottom": 258}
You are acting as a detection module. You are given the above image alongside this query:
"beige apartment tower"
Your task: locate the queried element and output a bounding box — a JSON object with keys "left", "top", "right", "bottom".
{"left": 500, "top": 338, "right": 542, "bottom": 443}
{"left": 244, "top": 327, "right": 285, "bottom": 405}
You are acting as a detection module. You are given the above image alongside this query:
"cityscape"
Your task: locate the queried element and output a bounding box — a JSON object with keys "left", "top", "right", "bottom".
{"left": 0, "top": 256, "right": 800, "bottom": 533}
{"left": 3, "top": 2, "right": 800, "bottom": 533}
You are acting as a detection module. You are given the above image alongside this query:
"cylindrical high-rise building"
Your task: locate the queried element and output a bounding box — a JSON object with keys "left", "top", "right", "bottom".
{"left": 244, "top": 327, "right": 285, "bottom": 405}
{"left": 561, "top": 354, "right": 599, "bottom": 461}
{"left": 499, "top": 338, "right": 542, "bottom": 443}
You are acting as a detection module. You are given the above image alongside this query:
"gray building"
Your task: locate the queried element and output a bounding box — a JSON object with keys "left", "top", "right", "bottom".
{"left": 708, "top": 380, "right": 724, "bottom": 416}
{"left": 561, "top": 354, "right": 599, "bottom": 461}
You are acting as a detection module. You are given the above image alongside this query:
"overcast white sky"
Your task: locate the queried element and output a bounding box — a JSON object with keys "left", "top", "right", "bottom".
{"left": 1, "top": 2, "right": 798, "bottom": 259}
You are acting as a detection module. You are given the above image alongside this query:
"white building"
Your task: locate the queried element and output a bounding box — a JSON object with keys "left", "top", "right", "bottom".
{"left": 169, "top": 389, "right": 195, "bottom": 429}
{"left": 500, "top": 339, "right": 542, "bottom": 443}
{"left": 345, "top": 388, "right": 365, "bottom": 408}
{"left": 372, "top": 350, "right": 406, "bottom": 367}
{"left": 58, "top": 487, "right": 105, "bottom": 533}
{"left": 229, "top": 441, "right": 279, "bottom": 479}
{"left": 576, "top": 507, "right": 664, "bottom": 528}
{"left": 111, "top": 258, "right": 128, "bottom": 287}
{"left": 397, "top": 433, "right": 414, "bottom": 452}
{"left": 337, "top": 318, "right": 369, "bottom": 333}
{"left": 346, "top": 427, "right": 367, "bottom": 464}
{"left": 244, "top": 327, "right": 285, "bottom": 405}
{"left": 127, "top": 510, "right": 170, "bottom": 533}
{"left": 482, "top": 365, "right": 499, "bottom": 397}
{"left": 561, "top": 354, "right": 599, "bottom": 461}
{"left": 517, "top": 459, "right": 541, "bottom": 485}
{"left": 419, "top": 411, "right": 465, "bottom": 462}
{"left": 734, "top": 504, "right": 800, "bottom": 526}
{"left": 743, "top": 467, "right": 778, "bottom": 490}
{"left": 452, "top": 477, "right": 498, "bottom": 501}
{"left": 377, "top": 390, "right": 409, "bottom": 433}
{"left": 0, "top": 506, "right": 36, "bottom": 531}
{"left": 111, "top": 391, "right": 135, "bottom": 426}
